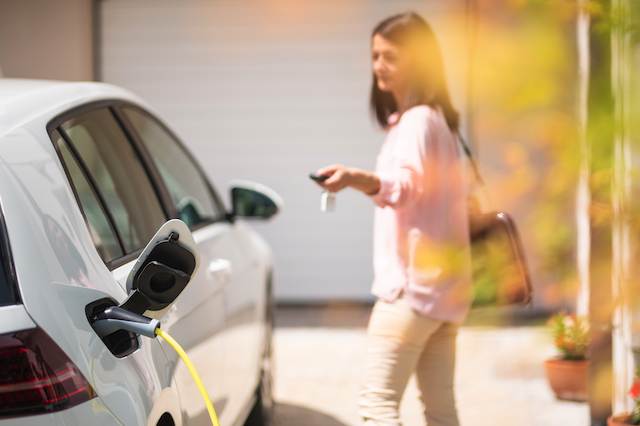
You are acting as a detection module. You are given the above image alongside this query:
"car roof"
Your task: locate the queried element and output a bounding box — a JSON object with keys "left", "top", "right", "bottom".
{"left": 0, "top": 78, "right": 149, "bottom": 138}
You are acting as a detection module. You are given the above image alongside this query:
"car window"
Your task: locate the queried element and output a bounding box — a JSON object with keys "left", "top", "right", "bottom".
{"left": 60, "top": 108, "right": 166, "bottom": 253}
{"left": 52, "top": 130, "right": 124, "bottom": 262}
{"left": 122, "top": 107, "right": 223, "bottom": 228}
{"left": 0, "top": 219, "right": 18, "bottom": 307}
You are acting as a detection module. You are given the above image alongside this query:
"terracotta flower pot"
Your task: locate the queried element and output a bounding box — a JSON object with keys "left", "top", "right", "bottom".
{"left": 608, "top": 414, "right": 635, "bottom": 426}
{"left": 544, "top": 358, "right": 589, "bottom": 402}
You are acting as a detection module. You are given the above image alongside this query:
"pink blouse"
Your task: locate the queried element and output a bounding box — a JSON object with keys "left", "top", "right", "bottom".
{"left": 369, "top": 105, "right": 472, "bottom": 323}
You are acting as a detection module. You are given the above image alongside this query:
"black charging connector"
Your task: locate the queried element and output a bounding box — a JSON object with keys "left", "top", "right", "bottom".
{"left": 91, "top": 306, "right": 160, "bottom": 339}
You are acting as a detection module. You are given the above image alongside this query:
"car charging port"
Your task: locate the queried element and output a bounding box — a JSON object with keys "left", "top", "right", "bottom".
{"left": 85, "top": 298, "right": 140, "bottom": 358}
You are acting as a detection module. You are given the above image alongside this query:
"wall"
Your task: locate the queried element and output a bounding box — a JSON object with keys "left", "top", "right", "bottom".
{"left": 100, "top": 0, "right": 470, "bottom": 302}
{"left": 0, "top": 0, "right": 93, "bottom": 81}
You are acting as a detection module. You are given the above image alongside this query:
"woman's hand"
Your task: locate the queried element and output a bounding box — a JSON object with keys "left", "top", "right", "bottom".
{"left": 314, "top": 165, "right": 351, "bottom": 192}
{"left": 314, "top": 164, "right": 381, "bottom": 195}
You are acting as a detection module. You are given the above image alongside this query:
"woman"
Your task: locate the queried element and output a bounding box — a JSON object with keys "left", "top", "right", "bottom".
{"left": 314, "top": 12, "right": 472, "bottom": 426}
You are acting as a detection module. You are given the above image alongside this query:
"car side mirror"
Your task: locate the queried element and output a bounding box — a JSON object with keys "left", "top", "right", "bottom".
{"left": 119, "top": 219, "right": 200, "bottom": 319}
{"left": 229, "top": 180, "right": 283, "bottom": 220}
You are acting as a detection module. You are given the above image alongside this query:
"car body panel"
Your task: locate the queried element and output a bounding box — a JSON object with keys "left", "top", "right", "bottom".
{"left": 0, "top": 397, "right": 123, "bottom": 426}
{"left": 219, "top": 221, "right": 272, "bottom": 424}
{"left": 0, "top": 80, "right": 154, "bottom": 141}
{"left": 0, "top": 304, "right": 36, "bottom": 334}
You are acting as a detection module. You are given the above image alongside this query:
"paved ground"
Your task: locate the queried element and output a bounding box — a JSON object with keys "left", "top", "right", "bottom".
{"left": 271, "top": 305, "right": 589, "bottom": 426}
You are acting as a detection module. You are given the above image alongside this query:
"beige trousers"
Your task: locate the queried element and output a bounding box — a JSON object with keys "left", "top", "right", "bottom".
{"left": 359, "top": 298, "right": 460, "bottom": 426}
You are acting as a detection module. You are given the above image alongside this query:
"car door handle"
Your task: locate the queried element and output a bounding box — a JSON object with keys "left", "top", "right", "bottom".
{"left": 208, "top": 258, "right": 232, "bottom": 280}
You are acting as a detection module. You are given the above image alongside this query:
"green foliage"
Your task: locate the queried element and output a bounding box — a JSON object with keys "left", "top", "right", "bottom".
{"left": 630, "top": 368, "right": 640, "bottom": 424}
{"left": 548, "top": 312, "right": 590, "bottom": 360}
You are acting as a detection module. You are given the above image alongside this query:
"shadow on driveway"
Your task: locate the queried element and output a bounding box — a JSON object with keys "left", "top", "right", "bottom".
{"left": 273, "top": 402, "right": 350, "bottom": 426}
{"left": 275, "top": 303, "right": 373, "bottom": 328}
{"left": 274, "top": 302, "right": 548, "bottom": 329}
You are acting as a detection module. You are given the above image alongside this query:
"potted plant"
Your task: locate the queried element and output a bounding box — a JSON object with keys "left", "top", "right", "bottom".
{"left": 608, "top": 369, "right": 640, "bottom": 425}
{"left": 544, "top": 312, "right": 590, "bottom": 402}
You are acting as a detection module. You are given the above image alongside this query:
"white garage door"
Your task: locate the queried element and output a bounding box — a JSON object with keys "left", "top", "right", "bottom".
{"left": 100, "top": 0, "right": 470, "bottom": 302}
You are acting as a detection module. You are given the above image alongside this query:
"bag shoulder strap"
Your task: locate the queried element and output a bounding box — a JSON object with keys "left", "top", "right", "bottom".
{"left": 458, "top": 134, "right": 485, "bottom": 187}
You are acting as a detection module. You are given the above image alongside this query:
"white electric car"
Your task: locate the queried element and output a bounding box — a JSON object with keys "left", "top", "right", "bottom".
{"left": 0, "top": 79, "right": 280, "bottom": 426}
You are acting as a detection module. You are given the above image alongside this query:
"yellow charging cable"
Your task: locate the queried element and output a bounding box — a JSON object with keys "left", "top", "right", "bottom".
{"left": 155, "top": 328, "right": 221, "bottom": 426}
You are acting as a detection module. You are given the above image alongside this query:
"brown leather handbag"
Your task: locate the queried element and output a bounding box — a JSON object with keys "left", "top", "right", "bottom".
{"left": 459, "top": 136, "right": 533, "bottom": 310}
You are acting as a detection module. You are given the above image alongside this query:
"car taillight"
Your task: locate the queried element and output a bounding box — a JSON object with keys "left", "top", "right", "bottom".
{"left": 0, "top": 327, "right": 95, "bottom": 418}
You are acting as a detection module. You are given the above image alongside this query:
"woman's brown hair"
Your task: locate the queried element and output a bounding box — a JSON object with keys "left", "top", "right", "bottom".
{"left": 370, "top": 12, "right": 459, "bottom": 132}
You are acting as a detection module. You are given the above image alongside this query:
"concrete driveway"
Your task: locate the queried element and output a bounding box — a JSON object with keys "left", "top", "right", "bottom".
{"left": 271, "top": 305, "right": 588, "bottom": 426}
